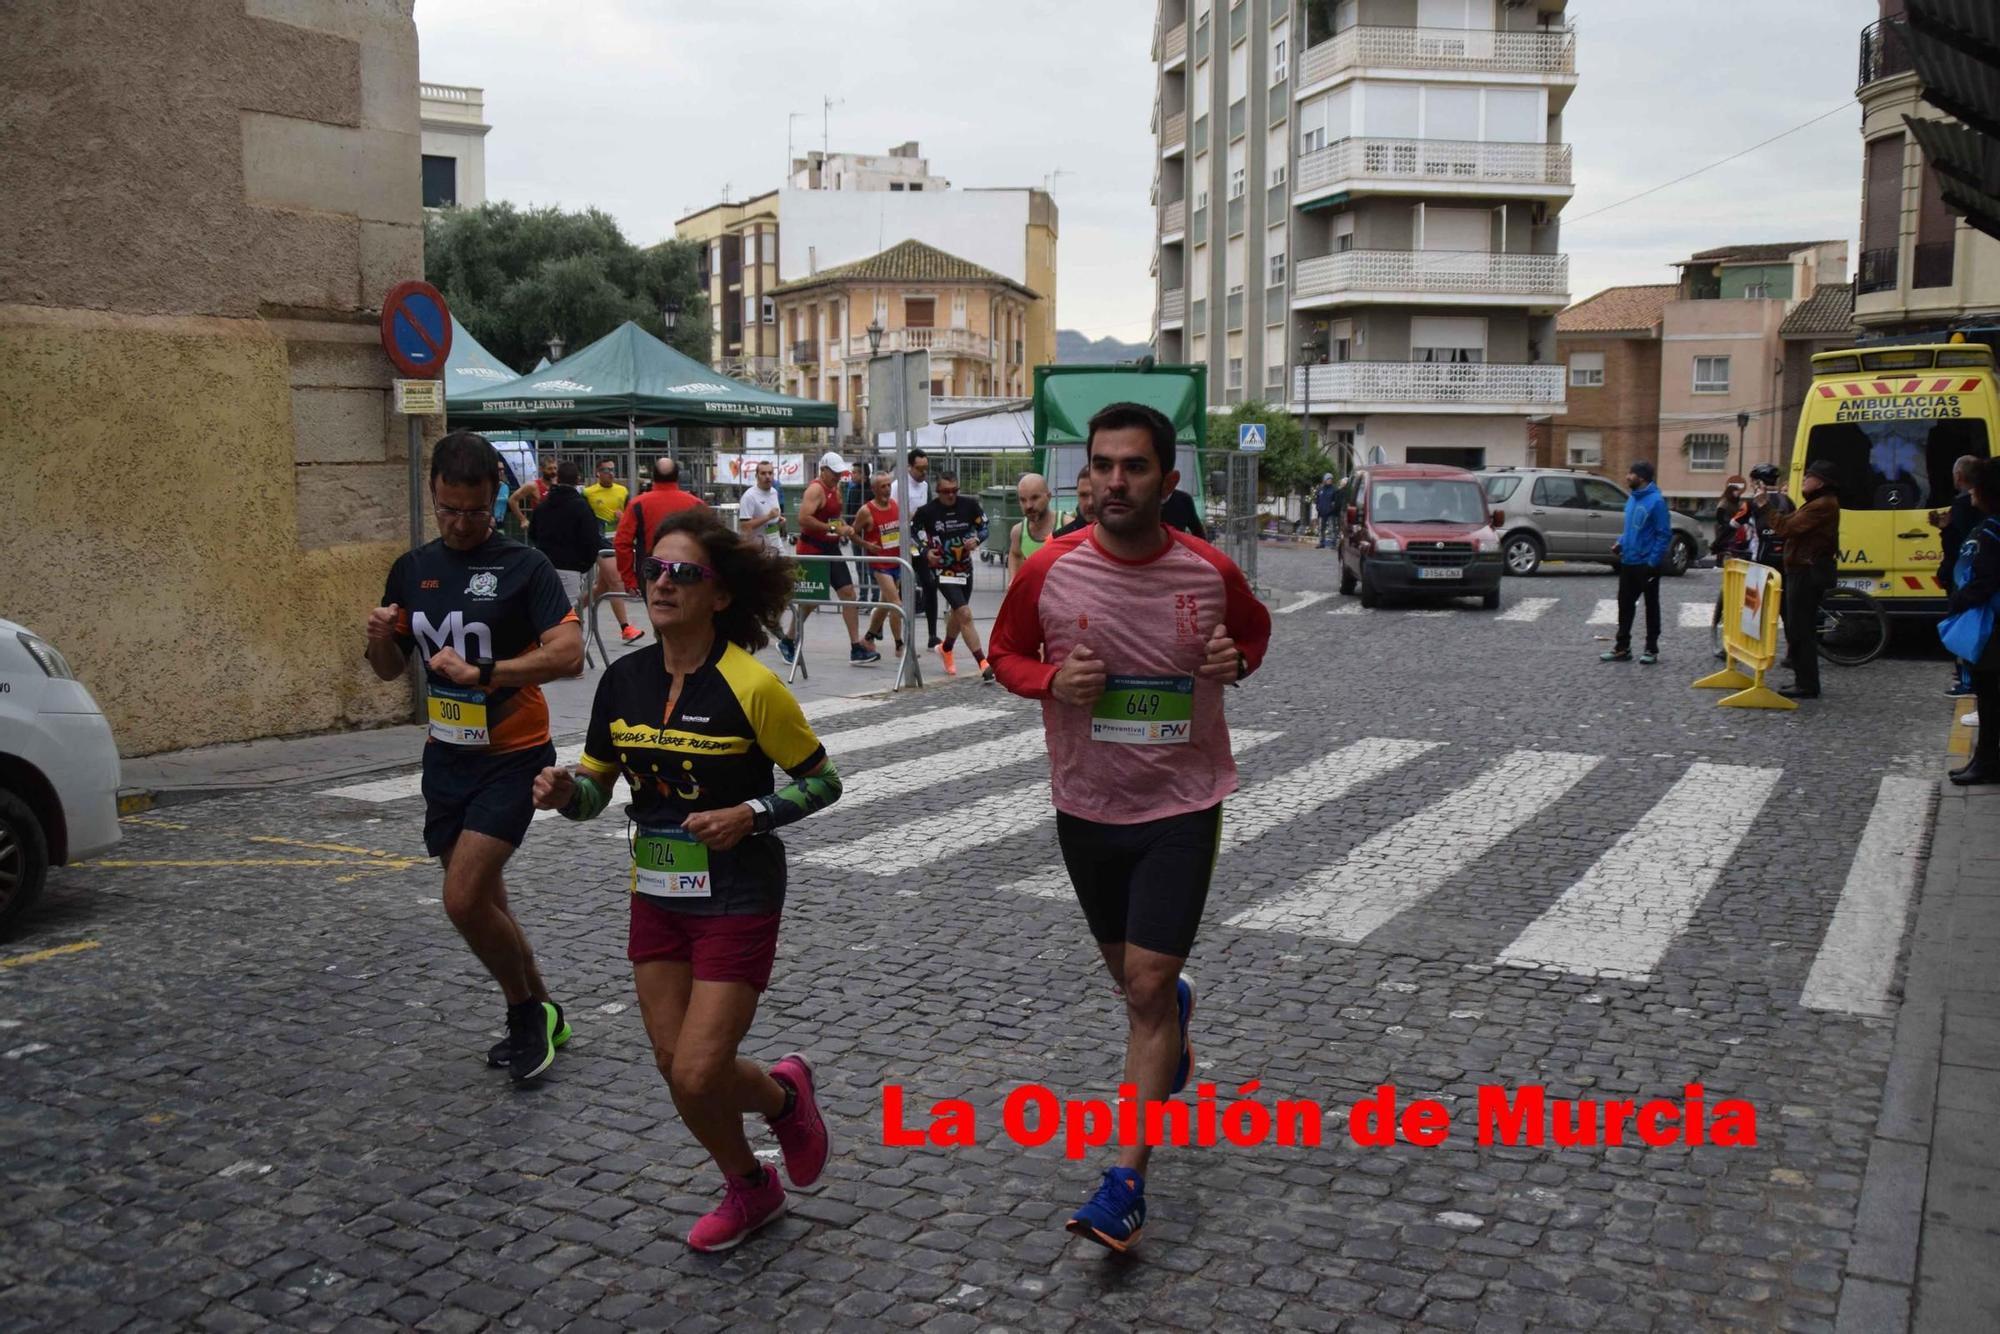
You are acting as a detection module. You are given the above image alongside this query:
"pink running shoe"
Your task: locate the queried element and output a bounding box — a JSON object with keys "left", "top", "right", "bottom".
{"left": 685, "top": 1166, "right": 787, "bottom": 1253}
{"left": 768, "top": 1053, "right": 829, "bottom": 1188}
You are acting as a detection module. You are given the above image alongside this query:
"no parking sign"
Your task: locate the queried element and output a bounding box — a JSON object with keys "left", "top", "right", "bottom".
{"left": 380, "top": 280, "right": 453, "bottom": 378}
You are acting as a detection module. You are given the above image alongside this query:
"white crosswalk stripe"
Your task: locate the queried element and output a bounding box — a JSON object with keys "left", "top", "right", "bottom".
{"left": 1494, "top": 762, "right": 1782, "bottom": 979}
{"left": 319, "top": 703, "right": 1005, "bottom": 804}
{"left": 1588, "top": 599, "right": 1617, "bottom": 625}
{"left": 1496, "top": 597, "right": 1558, "bottom": 623}
{"left": 836, "top": 729, "right": 1044, "bottom": 811}
{"left": 803, "top": 695, "right": 896, "bottom": 724}
{"left": 814, "top": 730, "right": 1284, "bottom": 876}
{"left": 1002, "top": 735, "right": 1439, "bottom": 900}
{"left": 1799, "top": 775, "right": 1934, "bottom": 1017}
{"left": 1277, "top": 592, "right": 1334, "bottom": 615}
{"left": 1678, "top": 601, "right": 1714, "bottom": 628}
{"left": 1327, "top": 601, "right": 1363, "bottom": 616}
{"left": 1227, "top": 749, "right": 1602, "bottom": 939}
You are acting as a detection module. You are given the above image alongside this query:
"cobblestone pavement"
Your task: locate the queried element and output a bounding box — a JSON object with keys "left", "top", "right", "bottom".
{"left": 1, "top": 547, "right": 1951, "bottom": 1332}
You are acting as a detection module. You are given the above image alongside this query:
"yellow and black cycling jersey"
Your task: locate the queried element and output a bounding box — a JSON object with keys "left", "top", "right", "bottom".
{"left": 577, "top": 639, "right": 828, "bottom": 915}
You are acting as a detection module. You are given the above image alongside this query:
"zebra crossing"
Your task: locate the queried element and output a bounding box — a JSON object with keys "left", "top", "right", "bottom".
{"left": 317, "top": 689, "right": 1929, "bottom": 1018}
{"left": 1290, "top": 589, "right": 1719, "bottom": 629}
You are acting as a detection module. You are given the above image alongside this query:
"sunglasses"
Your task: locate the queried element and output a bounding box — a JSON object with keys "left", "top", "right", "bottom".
{"left": 641, "top": 557, "right": 719, "bottom": 586}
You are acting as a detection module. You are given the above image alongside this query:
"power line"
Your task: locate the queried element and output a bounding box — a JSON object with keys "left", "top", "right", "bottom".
{"left": 1561, "top": 99, "right": 1858, "bottom": 227}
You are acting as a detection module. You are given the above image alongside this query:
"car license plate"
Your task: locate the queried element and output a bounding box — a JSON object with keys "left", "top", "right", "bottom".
{"left": 1838, "top": 576, "right": 1877, "bottom": 591}
{"left": 1417, "top": 567, "right": 1463, "bottom": 580}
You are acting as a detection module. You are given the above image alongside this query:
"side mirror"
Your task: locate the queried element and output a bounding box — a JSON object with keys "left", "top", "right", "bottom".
{"left": 1345, "top": 505, "right": 1358, "bottom": 526}
{"left": 1490, "top": 509, "right": 1504, "bottom": 528}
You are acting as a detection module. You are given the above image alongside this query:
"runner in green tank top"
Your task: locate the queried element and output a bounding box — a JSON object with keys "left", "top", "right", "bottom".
{"left": 1009, "top": 472, "right": 1056, "bottom": 581}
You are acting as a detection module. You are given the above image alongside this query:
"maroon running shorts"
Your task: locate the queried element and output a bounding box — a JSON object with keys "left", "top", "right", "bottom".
{"left": 627, "top": 897, "right": 781, "bottom": 991}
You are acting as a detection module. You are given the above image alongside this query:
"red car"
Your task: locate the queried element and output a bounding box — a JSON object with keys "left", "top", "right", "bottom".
{"left": 1336, "top": 464, "right": 1507, "bottom": 609}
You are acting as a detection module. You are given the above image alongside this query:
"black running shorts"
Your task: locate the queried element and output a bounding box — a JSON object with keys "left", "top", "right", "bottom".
{"left": 1055, "top": 803, "right": 1224, "bottom": 958}
{"left": 421, "top": 741, "right": 556, "bottom": 858}
{"left": 937, "top": 576, "right": 974, "bottom": 611}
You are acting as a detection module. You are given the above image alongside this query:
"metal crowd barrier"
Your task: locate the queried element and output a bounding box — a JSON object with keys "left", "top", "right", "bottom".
{"left": 579, "top": 552, "right": 927, "bottom": 691}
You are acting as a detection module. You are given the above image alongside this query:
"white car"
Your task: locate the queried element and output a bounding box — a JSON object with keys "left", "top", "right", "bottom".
{"left": 0, "top": 618, "right": 121, "bottom": 936}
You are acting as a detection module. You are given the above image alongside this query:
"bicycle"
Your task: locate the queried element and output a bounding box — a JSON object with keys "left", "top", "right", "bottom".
{"left": 1817, "top": 583, "right": 1890, "bottom": 666}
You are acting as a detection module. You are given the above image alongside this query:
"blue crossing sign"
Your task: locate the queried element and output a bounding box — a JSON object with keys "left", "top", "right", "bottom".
{"left": 1238, "top": 423, "right": 1267, "bottom": 452}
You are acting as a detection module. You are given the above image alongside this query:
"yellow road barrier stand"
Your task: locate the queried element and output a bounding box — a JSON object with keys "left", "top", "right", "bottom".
{"left": 1694, "top": 558, "right": 1796, "bottom": 712}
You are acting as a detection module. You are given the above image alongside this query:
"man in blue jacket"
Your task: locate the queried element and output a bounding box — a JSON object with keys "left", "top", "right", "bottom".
{"left": 1602, "top": 460, "right": 1672, "bottom": 665}
{"left": 1314, "top": 473, "right": 1342, "bottom": 548}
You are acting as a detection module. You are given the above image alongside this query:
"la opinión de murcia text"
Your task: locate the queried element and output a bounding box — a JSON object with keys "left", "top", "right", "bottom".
{"left": 883, "top": 1082, "right": 1758, "bottom": 1160}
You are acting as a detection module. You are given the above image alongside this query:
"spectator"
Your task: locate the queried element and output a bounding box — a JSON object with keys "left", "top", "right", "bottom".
{"left": 1709, "top": 475, "right": 1752, "bottom": 660}
{"left": 1746, "top": 463, "right": 1794, "bottom": 568}
{"left": 737, "top": 458, "right": 788, "bottom": 554}
{"left": 1945, "top": 455, "right": 2000, "bottom": 785}
{"left": 1934, "top": 454, "right": 1982, "bottom": 699}
{"left": 615, "top": 456, "right": 705, "bottom": 590}
{"left": 1759, "top": 458, "right": 1842, "bottom": 700}
{"left": 1054, "top": 465, "right": 1095, "bottom": 538}
{"left": 1161, "top": 477, "right": 1206, "bottom": 540}
{"left": 510, "top": 456, "right": 558, "bottom": 528}
{"left": 1601, "top": 460, "right": 1671, "bottom": 666}
{"left": 1314, "top": 473, "right": 1341, "bottom": 549}
{"left": 528, "top": 460, "right": 602, "bottom": 611}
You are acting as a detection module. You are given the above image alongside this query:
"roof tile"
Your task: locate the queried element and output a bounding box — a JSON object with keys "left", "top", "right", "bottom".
{"left": 1557, "top": 284, "right": 1676, "bottom": 334}
{"left": 1779, "top": 281, "right": 1856, "bottom": 338}
{"left": 770, "top": 239, "right": 1037, "bottom": 297}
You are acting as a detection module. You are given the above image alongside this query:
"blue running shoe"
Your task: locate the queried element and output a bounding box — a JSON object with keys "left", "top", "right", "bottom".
{"left": 778, "top": 636, "right": 796, "bottom": 665}
{"left": 1172, "top": 975, "right": 1196, "bottom": 1095}
{"left": 1066, "top": 1166, "right": 1146, "bottom": 1252}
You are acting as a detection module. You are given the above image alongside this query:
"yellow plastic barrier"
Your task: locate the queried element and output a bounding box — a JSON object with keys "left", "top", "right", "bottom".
{"left": 1694, "top": 558, "right": 1795, "bottom": 711}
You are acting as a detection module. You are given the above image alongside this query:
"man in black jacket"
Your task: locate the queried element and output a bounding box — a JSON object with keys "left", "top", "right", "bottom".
{"left": 1933, "top": 454, "right": 1982, "bottom": 698}
{"left": 1947, "top": 456, "right": 2000, "bottom": 786}
{"left": 529, "top": 460, "right": 605, "bottom": 612}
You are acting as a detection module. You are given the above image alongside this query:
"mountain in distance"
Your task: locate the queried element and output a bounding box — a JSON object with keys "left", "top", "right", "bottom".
{"left": 1056, "top": 328, "right": 1151, "bottom": 364}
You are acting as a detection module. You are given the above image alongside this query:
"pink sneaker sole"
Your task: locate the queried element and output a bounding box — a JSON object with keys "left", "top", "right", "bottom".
{"left": 686, "top": 1181, "right": 788, "bottom": 1253}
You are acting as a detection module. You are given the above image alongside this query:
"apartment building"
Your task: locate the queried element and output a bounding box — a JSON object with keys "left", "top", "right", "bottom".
{"left": 769, "top": 240, "right": 1037, "bottom": 439}
{"left": 675, "top": 192, "right": 782, "bottom": 383}
{"left": 1152, "top": 0, "right": 1574, "bottom": 469}
{"left": 790, "top": 141, "right": 950, "bottom": 192}
{"left": 1854, "top": 2, "right": 2000, "bottom": 337}
{"left": 1546, "top": 284, "right": 1673, "bottom": 483}
{"left": 419, "top": 82, "right": 488, "bottom": 209}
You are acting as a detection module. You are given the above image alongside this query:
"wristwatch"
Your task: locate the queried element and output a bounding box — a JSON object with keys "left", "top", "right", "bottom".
{"left": 477, "top": 658, "right": 495, "bottom": 687}
{"left": 1234, "top": 651, "right": 1249, "bottom": 685}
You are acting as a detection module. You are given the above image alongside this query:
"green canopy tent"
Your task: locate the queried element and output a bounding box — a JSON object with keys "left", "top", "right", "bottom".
{"left": 442, "top": 315, "right": 522, "bottom": 404}
{"left": 1032, "top": 363, "right": 1210, "bottom": 521}
{"left": 450, "top": 321, "right": 836, "bottom": 493}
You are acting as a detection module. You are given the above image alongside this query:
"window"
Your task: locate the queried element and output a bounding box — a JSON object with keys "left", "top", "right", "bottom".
{"left": 951, "top": 292, "right": 967, "bottom": 328}
{"left": 1579, "top": 478, "right": 1626, "bottom": 510}
{"left": 1229, "top": 41, "right": 1247, "bottom": 94}
{"left": 1531, "top": 476, "right": 1583, "bottom": 508}
{"left": 904, "top": 297, "right": 936, "bottom": 328}
{"left": 1686, "top": 433, "right": 1730, "bottom": 471}
{"left": 1483, "top": 475, "right": 1521, "bottom": 503}
{"left": 1568, "top": 351, "right": 1605, "bottom": 387}
{"left": 761, "top": 233, "right": 777, "bottom": 264}
{"left": 1228, "top": 356, "right": 1244, "bottom": 389}
{"left": 1268, "top": 126, "right": 1287, "bottom": 186}
{"left": 1226, "top": 236, "right": 1245, "bottom": 293}
{"left": 1692, "top": 355, "right": 1730, "bottom": 393}
{"left": 1567, "top": 432, "right": 1605, "bottom": 468}
{"left": 1742, "top": 283, "right": 1771, "bottom": 299}
{"left": 421, "top": 155, "right": 457, "bottom": 208}
{"left": 742, "top": 295, "right": 755, "bottom": 329}
{"left": 1410, "top": 315, "right": 1486, "bottom": 364}
{"left": 1270, "top": 250, "right": 1286, "bottom": 285}
{"left": 1228, "top": 139, "right": 1246, "bottom": 198}
{"left": 1803, "top": 416, "right": 1991, "bottom": 510}
{"left": 1272, "top": 32, "right": 1288, "bottom": 83}
{"left": 760, "top": 296, "right": 775, "bottom": 324}
{"left": 890, "top": 182, "right": 905, "bottom": 191}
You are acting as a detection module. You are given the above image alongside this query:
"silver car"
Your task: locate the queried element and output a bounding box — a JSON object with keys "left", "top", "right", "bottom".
{"left": 1476, "top": 468, "right": 1704, "bottom": 578}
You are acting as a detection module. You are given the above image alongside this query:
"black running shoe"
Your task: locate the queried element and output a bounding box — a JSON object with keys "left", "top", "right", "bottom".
{"left": 495, "top": 1001, "right": 568, "bottom": 1081}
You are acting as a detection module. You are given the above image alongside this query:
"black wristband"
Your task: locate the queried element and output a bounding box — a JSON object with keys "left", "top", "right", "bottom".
{"left": 477, "top": 659, "right": 495, "bottom": 686}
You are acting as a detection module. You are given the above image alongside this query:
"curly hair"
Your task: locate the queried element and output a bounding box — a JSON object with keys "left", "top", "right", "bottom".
{"left": 648, "top": 509, "right": 795, "bottom": 652}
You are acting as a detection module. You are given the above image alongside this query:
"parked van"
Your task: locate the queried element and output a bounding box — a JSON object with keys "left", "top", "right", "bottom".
{"left": 1790, "top": 340, "right": 1997, "bottom": 615}
{"left": 1336, "top": 464, "right": 1505, "bottom": 609}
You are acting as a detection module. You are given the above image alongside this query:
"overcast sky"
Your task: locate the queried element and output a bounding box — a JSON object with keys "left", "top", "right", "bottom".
{"left": 418, "top": 0, "right": 1876, "bottom": 343}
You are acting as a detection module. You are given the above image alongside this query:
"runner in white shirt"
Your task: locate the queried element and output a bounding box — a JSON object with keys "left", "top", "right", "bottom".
{"left": 738, "top": 461, "right": 788, "bottom": 555}
{"left": 905, "top": 448, "right": 937, "bottom": 649}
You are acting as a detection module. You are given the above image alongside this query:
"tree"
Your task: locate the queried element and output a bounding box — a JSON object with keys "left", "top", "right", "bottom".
{"left": 1205, "top": 400, "right": 1335, "bottom": 501}
{"left": 423, "top": 202, "right": 711, "bottom": 372}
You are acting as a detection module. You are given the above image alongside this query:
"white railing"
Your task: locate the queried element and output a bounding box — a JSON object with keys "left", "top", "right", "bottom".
{"left": 845, "top": 328, "right": 996, "bottom": 359}
{"left": 1162, "top": 198, "right": 1186, "bottom": 234}
{"left": 1292, "top": 361, "right": 1565, "bottom": 407}
{"left": 1293, "top": 250, "right": 1568, "bottom": 300}
{"left": 1161, "top": 288, "right": 1186, "bottom": 322}
{"left": 420, "top": 82, "right": 480, "bottom": 102}
{"left": 1295, "top": 137, "right": 1571, "bottom": 193}
{"left": 1163, "top": 21, "right": 1188, "bottom": 63}
{"left": 1298, "top": 24, "right": 1575, "bottom": 87}
{"left": 1163, "top": 111, "right": 1187, "bottom": 149}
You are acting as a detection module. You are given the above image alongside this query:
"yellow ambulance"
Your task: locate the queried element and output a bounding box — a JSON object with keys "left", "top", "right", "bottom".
{"left": 1790, "top": 340, "right": 1998, "bottom": 615}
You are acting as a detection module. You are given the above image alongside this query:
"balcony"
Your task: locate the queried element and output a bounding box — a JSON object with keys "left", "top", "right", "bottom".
{"left": 844, "top": 327, "right": 996, "bottom": 360}
{"left": 1857, "top": 17, "right": 1912, "bottom": 94}
{"left": 1163, "top": 20, "right": 1187, "bottom": 66}
{"left": 1161, "top": 289, "right": 1187, "bottom": 326}
{"left": 1858, "top": 246, "right": 1897, "bottom": 295}
{"left": 1289, "top": 361, "right": 1565, "bottom": 414}
{"left": 1163, "top": 110, "right": 1187, "bottom": 155}
{"left": 1297, "top": 24, "right": 1576, "bottom": 90}
{"left": 1294, "top": 137, "right": 1573, "bottom": 202}
{"left": 788, "top": 340, "right": 819, "bottom": 366}
{"left": 1292, "top": 250, "right": 1569, "bottom": 308}
{"left": 1162, "top": 197, "right": 1186, "bottom": 236}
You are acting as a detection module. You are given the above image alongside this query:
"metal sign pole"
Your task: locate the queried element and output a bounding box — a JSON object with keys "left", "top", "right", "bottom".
{"left": 406, "top": 414, "right": 427, "bottom": 724}
{"left": 892, "top": 349, "right": 923, "bottom": 689}
{"left": 625, "top": 414, "right": 639, "bottom": 505}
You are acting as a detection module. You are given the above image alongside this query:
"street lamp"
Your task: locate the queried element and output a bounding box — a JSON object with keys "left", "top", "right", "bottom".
{"left": 1736, "top": 409, "right": 1751, "bottom": 477}
{"left": 662, "top": 299, "right": 681, "bottom": 333}
{"left": 545, "top": 334, "right": 565, "bottom": 362}
{"left": 1299, "top": 336, "right": 1319, "bottom": 456}
{"left": 866, "top": 318, "right": 885, "bottom": 356}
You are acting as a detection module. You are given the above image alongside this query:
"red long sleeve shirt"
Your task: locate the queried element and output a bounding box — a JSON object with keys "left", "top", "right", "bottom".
{"left": 615, "top": 484, "right": 705, "bottom": 588}
{"left": 987, "top": 525, "right": 1272, "bottom": 824}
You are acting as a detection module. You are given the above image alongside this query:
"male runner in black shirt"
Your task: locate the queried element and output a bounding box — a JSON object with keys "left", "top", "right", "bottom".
{"left": 366, "top": 431, "right": 584, "bottom": 1084}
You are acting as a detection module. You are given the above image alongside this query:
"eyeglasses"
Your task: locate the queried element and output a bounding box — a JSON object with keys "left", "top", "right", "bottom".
{"left": 641, "top": 557, "right": 719, "bottom": 586}
{"left": 434, "top": 503, "right": 494, "bottom": 524}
